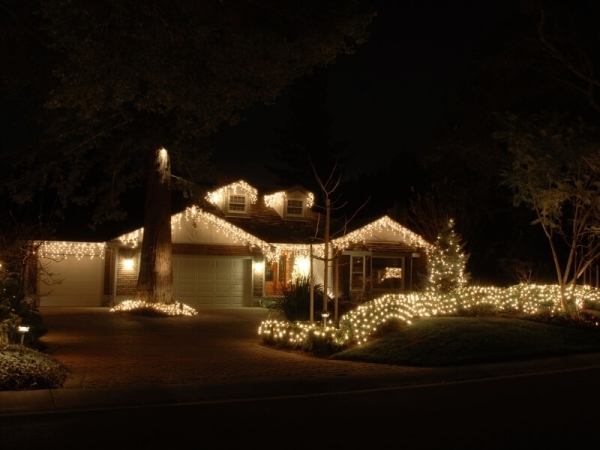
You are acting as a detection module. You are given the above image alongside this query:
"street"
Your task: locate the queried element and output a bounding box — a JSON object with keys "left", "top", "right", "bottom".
{"left": 2, "top": 366, "right": 598, "bottom": 449}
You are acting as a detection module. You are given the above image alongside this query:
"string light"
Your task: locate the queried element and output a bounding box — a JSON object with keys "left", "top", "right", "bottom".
{"left": 259, "top": 284, "right": 600, "bottom": 349}
{"left": 39, "top": 241, "right": 106, "bottom": 260}
{"left": 264, "top": 190, "right": 315, "bottom": 209}
{"left": 110, "top": 299, "right": 198, "bottom": 316}
{"left": 332, "top": 216, "right": 431, "bottom": 250}
{"left": 205, "top": 180, "right": 258, "bottom": 205}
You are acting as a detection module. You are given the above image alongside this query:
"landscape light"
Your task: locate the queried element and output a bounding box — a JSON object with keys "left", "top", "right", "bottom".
{"left": 18, "top": 326, "right": 29, "bottom": 345}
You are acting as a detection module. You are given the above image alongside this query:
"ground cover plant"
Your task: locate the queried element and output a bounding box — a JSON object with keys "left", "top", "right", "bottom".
{"left": 0, "top": 345, "right": 68, "bottom": 391}
{"left": 259, "top": 284, "right": 600, "bottom": 363}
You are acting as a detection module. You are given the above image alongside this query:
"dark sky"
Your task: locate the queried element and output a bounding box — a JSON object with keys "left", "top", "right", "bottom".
{"left": 211, "top": 0, "right": 511, "bottom": 186}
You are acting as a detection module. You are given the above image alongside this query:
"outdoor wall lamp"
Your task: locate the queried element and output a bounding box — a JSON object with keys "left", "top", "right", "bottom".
{"left": 123, "top": 259, "right": 135, "bottom": 270}
{"left": 18, "top": 326, "right": 29, "bottom": 345}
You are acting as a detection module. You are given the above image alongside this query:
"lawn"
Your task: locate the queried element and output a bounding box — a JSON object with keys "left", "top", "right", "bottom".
{"left": 331, "top": 315, "right": 600, "bottom": 366}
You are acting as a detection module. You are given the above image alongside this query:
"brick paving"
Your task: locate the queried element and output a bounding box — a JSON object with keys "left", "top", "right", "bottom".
{"left": 39, "top": 307, "right": 411, "bottom": 389}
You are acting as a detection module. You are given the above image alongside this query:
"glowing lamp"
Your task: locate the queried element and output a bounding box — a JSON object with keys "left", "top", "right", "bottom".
{"left": 18, "top": 326, "right": 29, "bottom": 345}
{"left": 123, "top": 259, "right": 135, "bottom": 271}
{"left": 253, "top": 261, "right": 265, "bottom": 273}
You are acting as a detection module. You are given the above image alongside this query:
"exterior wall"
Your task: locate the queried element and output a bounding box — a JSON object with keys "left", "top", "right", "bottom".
{"left": 172, "top": 243, "right": 252, "bottom": 257}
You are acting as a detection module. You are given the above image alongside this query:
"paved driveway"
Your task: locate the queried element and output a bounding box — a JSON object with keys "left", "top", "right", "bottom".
{"left": 39, "top": 307, "right": 412, "bottom": 389}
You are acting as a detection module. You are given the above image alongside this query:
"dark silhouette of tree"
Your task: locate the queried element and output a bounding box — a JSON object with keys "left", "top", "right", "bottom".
{"left": 0, "top": 0, "right": 374, "bottom": 305}
{"left": 268, "top": 68, "right": 349, "bottom": 192}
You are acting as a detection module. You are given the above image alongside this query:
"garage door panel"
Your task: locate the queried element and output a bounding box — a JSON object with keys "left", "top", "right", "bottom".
{"left": 215, "top": 273, "right": 230, "bottom": 281}
{"left": 40, "top": 255, "right": 104, "bottom": 307}
{"left": 173, "top": 256, "right": 250, "bottom": 308}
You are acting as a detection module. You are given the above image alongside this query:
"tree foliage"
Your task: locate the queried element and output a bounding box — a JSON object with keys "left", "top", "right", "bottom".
{"left": 424, "top": 219, "right": 470, "bottom": 293}
{"left": 498, "top": 112, "right": 600, "bottom": 314}
{"left": 1, "top": 0, "right": 374, "bottom": 305}
{"left": 2, "top": 0, "right": 374, "bottom": 224}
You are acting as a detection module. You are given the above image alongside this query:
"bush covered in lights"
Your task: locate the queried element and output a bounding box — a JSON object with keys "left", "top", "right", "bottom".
{"left": 259, "top": 284, "right": 600, "bottom": 351}
{"left": 110, "top": 300, "right": 198, "bottom": 316}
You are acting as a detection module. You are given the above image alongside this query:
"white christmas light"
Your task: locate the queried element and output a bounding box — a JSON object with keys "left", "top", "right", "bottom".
{"left": 206, "top": 180, "right": 258, "bottom": 205}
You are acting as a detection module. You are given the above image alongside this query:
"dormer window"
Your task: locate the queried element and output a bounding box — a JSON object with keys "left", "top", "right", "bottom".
{"left": 228, "top": 195, "right": 247, "bottom": 213}
{"left": 286, "top": 199, "right": 303, "bottom": 216}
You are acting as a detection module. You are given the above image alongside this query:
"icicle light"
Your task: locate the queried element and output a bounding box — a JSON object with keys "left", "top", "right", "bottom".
{"left": 39, "top": 241, "right": 106, "bottom": 260}
{"left": 206, "top": 180, "right": 257, "bottom": 205}
{"left": 264, "top": 191, "right": 315, "bottom": 209}
{"left": 332, "top": 216, "right": 431, "bottom": 250}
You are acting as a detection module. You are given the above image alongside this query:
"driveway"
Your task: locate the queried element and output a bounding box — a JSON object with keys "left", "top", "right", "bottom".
{"left": 39, "top": 307, "right": 415, "bottom": 389}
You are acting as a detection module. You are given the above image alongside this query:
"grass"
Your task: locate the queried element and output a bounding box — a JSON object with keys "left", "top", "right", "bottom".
{"left": 0, "top": 345, "right": 69, "bottom": 390}
{"left": 332, "top": 316, "right": 600, "bottom": 366}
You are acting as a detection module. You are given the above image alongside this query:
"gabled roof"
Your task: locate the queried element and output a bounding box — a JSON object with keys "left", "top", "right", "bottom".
{"left": 201, "top": 196, "right": 321, "bottom": 244}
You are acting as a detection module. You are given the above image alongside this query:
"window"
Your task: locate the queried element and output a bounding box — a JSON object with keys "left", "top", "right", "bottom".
{"left": 278, "top": 255, "right": 286, "bottom": 282}
{"left": 372, "top": 257, "right": 404, "bottom": 290}
{"left": 228, "top": 195, "right": 246, "bottom": 213}
{"left": 265, "top": 263, "right": 275, "bottom": 282}
{"left": 351, "top": 256, "right": 365, "bottom": 291}
{"left": 286, "top": 199, "right": 303, "bottom": 216}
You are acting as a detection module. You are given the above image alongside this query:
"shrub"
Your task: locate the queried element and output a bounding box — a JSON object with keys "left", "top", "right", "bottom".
{"left": 0, "top": 345, "right": 68, "bottom": 391}
{"left": 273, "top": 276, "right": 325, "bottom": 321}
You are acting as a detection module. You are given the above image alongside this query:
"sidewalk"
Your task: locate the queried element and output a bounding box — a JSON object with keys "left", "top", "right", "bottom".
{"left": 2, "top": 307, "right": 600, "bottom": 416}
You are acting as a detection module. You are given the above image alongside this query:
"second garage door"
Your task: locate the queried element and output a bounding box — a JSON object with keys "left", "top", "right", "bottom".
{"left": 173, "top": 256, "right": 252, "bottom": 308}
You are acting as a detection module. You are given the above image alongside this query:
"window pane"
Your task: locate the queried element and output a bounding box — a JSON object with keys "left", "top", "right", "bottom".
{"left": 265, "top": 263, "right": 274, "bottom": 282}
{"left": 350, "top": 256, "right": 364, "bottom": 290}
{"left": 229, "top": 195, "right": 246, "bottom": 211}
{"left": 286, "top": 199, "right": 303, "bottom": 215}
{"left": 372, "top": 257, "right": 403, "bottom": 290}
{"left": 278, "top": 256, "right": 286, "bottom": 282}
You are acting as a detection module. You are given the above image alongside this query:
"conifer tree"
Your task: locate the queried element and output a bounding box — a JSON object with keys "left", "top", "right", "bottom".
{"left": 425, "top": 219, "right": 470, "bottom": 293}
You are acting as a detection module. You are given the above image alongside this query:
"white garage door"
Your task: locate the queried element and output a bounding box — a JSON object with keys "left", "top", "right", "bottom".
{"left": 173, "top": 256, "right": 252, "bottom": 308}
{"left": 39, "top": 256, "right": 105, "bottom": 307}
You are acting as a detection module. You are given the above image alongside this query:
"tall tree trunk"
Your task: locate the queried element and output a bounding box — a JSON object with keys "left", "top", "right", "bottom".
{"left": 322, "top": 198, "right": 330, "bottom": 313}
{"left": 135, "top": 148, "right": 174, "bottom": 304}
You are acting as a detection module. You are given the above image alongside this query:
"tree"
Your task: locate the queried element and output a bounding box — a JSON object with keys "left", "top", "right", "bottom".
{"left": 498, "top": 112, "right": 600, "bottom": 315}
{"left": 424, "top": 219, "right": 470, "bottom": 293}
{"left": 532, "top": 1, "right": 600, "bottom": 114}
{"left": 1, "top": 0, "right": 374, "bottom": 305}
{"left": 267, "top": 68, "right": 349, "bottom": 190}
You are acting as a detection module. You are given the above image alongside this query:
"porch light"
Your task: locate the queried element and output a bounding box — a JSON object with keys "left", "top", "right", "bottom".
{"left": 18, "top": 326, "right": 29, "bottom": 345}
{"left": 253, "top": 261, "right": 265, "bottom": 273}
{"left": 123, "top": 259, "right": 135, "bottom": 271}
{"left": 293, "top": 256, "right": 310, "bottom": 276}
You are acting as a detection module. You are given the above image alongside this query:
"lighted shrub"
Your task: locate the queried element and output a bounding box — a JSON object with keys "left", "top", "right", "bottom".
{"left": 259, "top": 284, "right": 600, "bottom": 352}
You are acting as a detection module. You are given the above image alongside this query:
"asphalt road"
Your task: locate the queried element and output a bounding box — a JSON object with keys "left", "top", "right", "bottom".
{"left": 2, "top": 365, "right": 598, "bottom": 450}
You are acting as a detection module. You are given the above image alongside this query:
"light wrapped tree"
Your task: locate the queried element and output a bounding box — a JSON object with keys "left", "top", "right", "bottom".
{"left": 498, "top": 112, "right": 600, "bottom": 316}
{"left": 425, "top": 219, "right": 470, "bottom": 293}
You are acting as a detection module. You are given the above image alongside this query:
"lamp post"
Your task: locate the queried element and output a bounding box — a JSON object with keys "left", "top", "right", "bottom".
{"left": 321, "top": 311, "right": 329, "bottom": 328}
{"left": 18, "top": 326, "right": 29, "bottom": 346}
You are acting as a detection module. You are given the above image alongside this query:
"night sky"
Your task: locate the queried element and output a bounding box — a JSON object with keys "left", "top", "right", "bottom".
{"left": 211, "top": 0, "right": 511, "bottom": 185}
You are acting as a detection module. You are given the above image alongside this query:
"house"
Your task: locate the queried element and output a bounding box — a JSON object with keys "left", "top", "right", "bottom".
{"left": 36, "top": 181, "right": 430, "bottom": 308}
